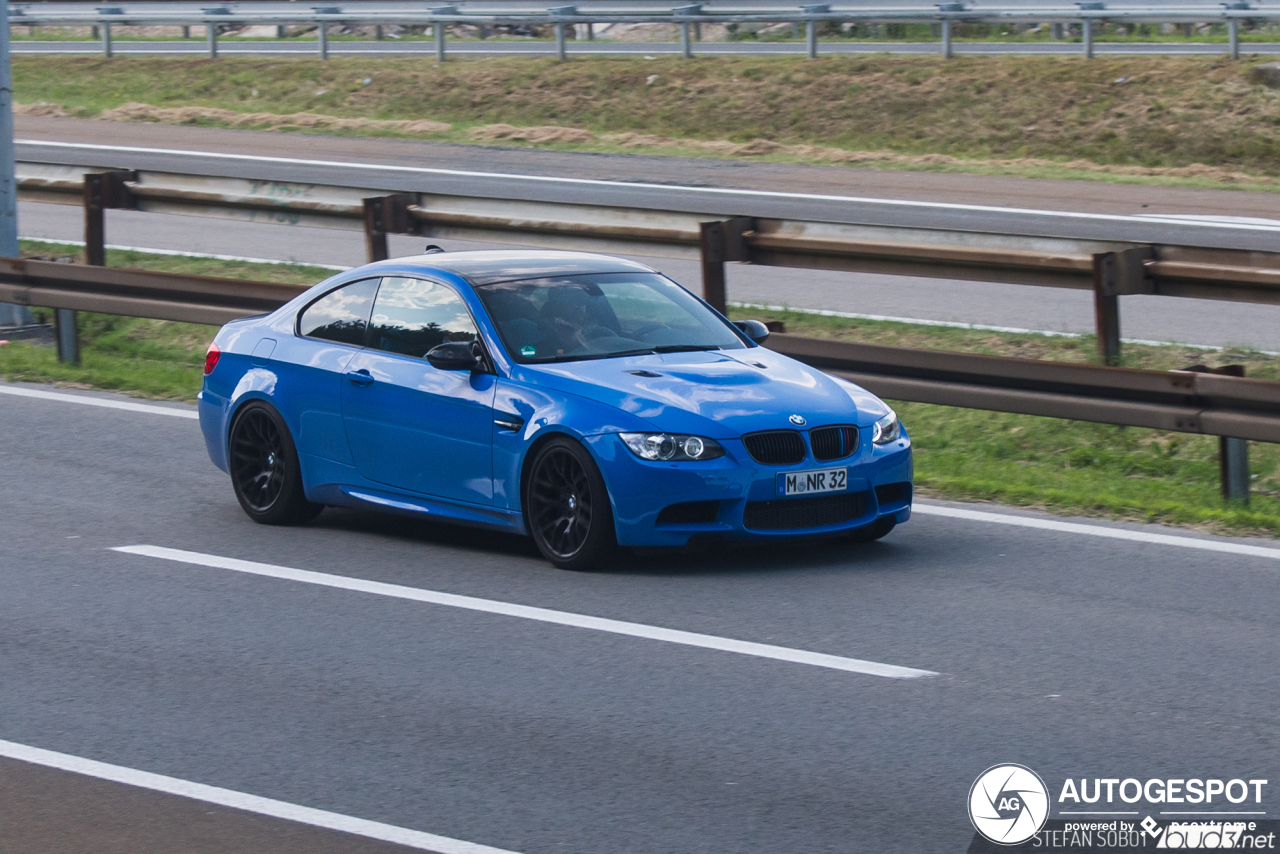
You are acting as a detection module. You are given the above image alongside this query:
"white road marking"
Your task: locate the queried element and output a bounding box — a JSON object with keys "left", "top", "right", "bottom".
{"left": 20, "top": 139, "right": 1280, "bottom": 235}
{"left": 111, "top": 544, "right": 937, "bottom": 679}
{"left": 914, "top": 503, "right": 1280, "bottom": 562}
{"left": 0, "top": 738, "right": 521, "bottom": 854}
{"left": 0, "top": 385, "right": 198, "bottom": 419}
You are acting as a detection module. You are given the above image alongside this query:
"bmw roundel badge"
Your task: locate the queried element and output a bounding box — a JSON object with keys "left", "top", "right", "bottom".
{"left": 789, "top": 414, "right": 807, "bottom": 426}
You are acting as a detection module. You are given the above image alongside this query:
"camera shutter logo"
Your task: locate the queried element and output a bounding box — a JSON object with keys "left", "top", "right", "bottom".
{"left": 968, "top": 764, "right": 1050, "bottom": 845}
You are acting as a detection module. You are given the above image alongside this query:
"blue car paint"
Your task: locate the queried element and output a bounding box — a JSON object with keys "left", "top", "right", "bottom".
{"left": 199, "top": 250, "right": 912, "bottom": 547}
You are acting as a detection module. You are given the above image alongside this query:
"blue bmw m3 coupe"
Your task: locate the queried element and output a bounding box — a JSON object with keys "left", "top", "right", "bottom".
{"left": 198, "top": 250, "right": 912, "bottom": 569}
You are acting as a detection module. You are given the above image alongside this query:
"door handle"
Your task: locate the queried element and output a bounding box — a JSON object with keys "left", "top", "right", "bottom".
{"left": 346, "top": 369, "right": 374, "bottom": 386}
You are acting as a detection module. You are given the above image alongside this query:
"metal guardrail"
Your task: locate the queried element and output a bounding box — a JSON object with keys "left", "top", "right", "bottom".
{"left": 3, "top": 256, "right": 1277, "bottom": 445}
{"left": 770, "top": 333, "right": 1280, "bottom": 444}
{"left": 19, "top": 162, "right": 1280, "bottom": 367}
{"left": 10, "top": 1, "right": 1277, "bottom": 60}
{"left": 0, "top": 254, "right": 1272, "bottom": 507}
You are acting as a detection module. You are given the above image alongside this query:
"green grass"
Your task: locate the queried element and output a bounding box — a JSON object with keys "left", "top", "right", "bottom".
{"left": 1, "top": 241, "right": 336, "bottom": 400}
{"left": 15, "top": 54, "right": 1280, "bottom": 189}
{"left": 6, "top": 242, "right": 1278, "bottom": 535}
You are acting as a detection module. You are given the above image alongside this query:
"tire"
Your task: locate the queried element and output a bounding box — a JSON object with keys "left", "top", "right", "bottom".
{"left": 228, "top": 401, "right": 323, "bottom": 526}
{"left": 524, "top": 437, "right": 617, "bottom": 570}
{"left": 848, "top": 517, "right": 895, "bottom": 543}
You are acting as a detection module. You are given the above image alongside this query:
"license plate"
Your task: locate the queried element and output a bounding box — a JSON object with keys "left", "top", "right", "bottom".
{"left": 778, "top": 467, "right": 848, "bottom": 497}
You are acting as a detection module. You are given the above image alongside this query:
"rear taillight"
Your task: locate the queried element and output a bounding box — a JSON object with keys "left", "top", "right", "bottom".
{"left": 204, "top": 342, "right": 221, "bottom": 375}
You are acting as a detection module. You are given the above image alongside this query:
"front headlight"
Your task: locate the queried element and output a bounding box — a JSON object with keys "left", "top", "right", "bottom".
{"left": 872, "top": 409, "right": 901, "bottom": 445}
{"left": 619, "top": 433, "right": 725, "bottom": 462}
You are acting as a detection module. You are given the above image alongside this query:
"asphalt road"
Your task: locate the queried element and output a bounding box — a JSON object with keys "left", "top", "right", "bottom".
{"left": 14, "top": 39, "right": 1280, "bottom": 57}
{"left": 15, "top": 117, "right": 1280, "bottom": 349}
{"left": 2, "top": 380, "right": 1278, "bottom": 853}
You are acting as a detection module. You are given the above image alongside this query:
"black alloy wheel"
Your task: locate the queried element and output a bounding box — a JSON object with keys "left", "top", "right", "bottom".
{"left": 525, "top": 437, "right": 616, "bottom": 570}
{"left": 228, "top": 402, "right": 323, "bottom": 525}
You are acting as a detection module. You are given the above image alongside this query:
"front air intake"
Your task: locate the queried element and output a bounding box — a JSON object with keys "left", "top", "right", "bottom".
{"left": 742, "top": 430, "right": 807, "bottom": 466}
{"left": 743, "top": 492, "right": 870, "bottom": 531}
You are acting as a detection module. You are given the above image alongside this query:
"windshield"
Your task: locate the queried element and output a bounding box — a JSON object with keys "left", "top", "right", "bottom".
{"left": 474, "top": 272, "right": 747, "bottom": 363}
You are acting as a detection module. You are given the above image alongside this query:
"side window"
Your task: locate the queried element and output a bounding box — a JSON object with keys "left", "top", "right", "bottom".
{"left": 366, "top": 277, "right": 478, "bottom": 359}
{"left": 298, "top": 278, "right": 379, "bottom": 346}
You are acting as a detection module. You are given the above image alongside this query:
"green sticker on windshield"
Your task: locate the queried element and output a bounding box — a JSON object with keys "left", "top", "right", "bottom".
{"left": 520, "top": 345, "right": 537, "bottom": 357}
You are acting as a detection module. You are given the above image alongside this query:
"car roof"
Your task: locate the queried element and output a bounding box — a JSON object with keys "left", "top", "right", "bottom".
{"left": 395, "top": 249, "right": 657, "bottom": 286}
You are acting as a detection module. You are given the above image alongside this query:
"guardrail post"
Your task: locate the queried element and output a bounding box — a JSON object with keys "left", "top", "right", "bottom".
{"left": 941, "top": 18, "right": 952, "bottom": 57}
{"left": 363, "top": 194, "right": 418, "bottom": 263}
{"left": 1218, "top": 365, "right": 1250, "bottom": 503}
{"left": 318, "top": 22, "right": 328, "bottom": 59}
{"left": 680, "top": 22, "right": 692, "bottom": 57}
{"left": 207, "top": 23, "right": 218, "bottom": 58}
{"left": 436, "top": 23, "right": 446, "bottom": 61}
{"left": 699, "top": 217, "right": 753, "bottom": 315}
{"left": 802, "top": 5, "right": 828, "bottom": 58}
{"left": 83, "top": 171, "right": 136, "bottom": 266}
{"left": 555, "top": 22, "right": 566, "bottom": 60}
{"left": 101, "top": 22, "right": 112, "bottom": 57}
{"left": 1092, "top": 255, "right": 1121, "bottom": 366}
{"left": 1091, "top": 247, "right": 1152, "bottom": 367}
{"left": 1223, "top": 433, "right": 1250, "bottom": 502}
{"left": 55, "top": 308, "right": 79, "bottom": 365}
{"left": 1228, "top": 18, "right": 1239, "bottom": 59}
{"left": 700, "top": 222, "right": 727, "bottom": 313}
{"left": 375, "top": 24, "right": 383, "bottom": 40}
{"left": 1083, "top": 18, "right": 1093, "bottom": 57}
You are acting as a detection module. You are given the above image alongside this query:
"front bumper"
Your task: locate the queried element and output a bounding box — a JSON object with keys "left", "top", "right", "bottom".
{"left": 585, "top": 429, "right": 913, "bottom": 548}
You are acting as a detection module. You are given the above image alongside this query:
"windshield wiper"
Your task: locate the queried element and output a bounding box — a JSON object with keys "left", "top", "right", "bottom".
{"left": 650, "top": 344, "right": 723, "bottom": 353}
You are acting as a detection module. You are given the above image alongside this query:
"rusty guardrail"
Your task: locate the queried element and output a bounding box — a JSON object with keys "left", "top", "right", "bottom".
{"left": 4, "top": 255, "right": 1277, "bottom": 443}
{"left": 1, "top": 255, "right": 1271, "bottom": 499}
{"left": 19, "top": 162, "right": 1280, "bottom": 370}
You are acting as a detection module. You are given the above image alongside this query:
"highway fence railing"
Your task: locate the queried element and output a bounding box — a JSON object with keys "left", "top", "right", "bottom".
{"left": 19, "top": 162, "right": 1280, "bottom": 367}
{"left": 10, "top": 164, "right": 1280, "bottom": 500}
{"left": 10, "top": 1, "right": 1280, "bottom": 61}
{"left": 0, "top": 252, "right": 1274, "bottom": 501}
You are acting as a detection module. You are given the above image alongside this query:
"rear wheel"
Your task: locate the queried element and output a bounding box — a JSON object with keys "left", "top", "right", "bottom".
{"left": 525, "top": 437, "right": 617, "bottom": 570}
{"left": 228, "top": 402, "right": 323, "bottom": 525}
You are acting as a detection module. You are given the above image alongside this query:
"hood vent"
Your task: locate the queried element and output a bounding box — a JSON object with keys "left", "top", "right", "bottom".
{"left": 627, "top": 369, "right": 663, "bottom": 378}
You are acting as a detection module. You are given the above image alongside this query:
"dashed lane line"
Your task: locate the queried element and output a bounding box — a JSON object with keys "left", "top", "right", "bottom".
{"left": 111, "top": 544, "right": 939, "bottom": 679}
{"left": 0, "top": 738, "right": 521, "bottom": 854}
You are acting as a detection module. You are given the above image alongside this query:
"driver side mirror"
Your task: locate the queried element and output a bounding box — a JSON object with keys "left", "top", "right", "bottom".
{"left": 426, "top": 340, "right": 483, "bottom": 371}
{"left": 732, "top": 319, "right": 770, "bottom": 344}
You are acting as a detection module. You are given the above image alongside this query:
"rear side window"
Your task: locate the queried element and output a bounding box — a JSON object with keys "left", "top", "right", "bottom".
{"left": 365, "top": 277, "right": 478, "bottom": 358}
{"left": 298, "top": 278, "right": 380, "bottom": 346}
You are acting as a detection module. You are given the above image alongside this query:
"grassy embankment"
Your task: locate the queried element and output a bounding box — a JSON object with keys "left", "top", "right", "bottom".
{"left": 13, "top": 54, "right": 1280, "bottom": 189}
{"left": 5, "top": 241, "right": 1280, "bottom": 535}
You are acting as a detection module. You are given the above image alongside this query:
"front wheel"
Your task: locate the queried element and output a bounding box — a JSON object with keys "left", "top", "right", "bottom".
{"left": 524, "top": 437, "right": 617, "bottom": 570}
{"left": 228, "top": 401, "right": 323, "bottom": 526}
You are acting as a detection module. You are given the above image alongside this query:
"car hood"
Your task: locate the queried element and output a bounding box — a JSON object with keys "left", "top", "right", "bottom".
{"left": 519, "top": 348, "right": 889, "bottom": 438}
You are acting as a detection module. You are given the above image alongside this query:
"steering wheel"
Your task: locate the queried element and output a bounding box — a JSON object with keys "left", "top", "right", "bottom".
{"left": 629, "top": 323, "right": 667, "bottom": 340}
